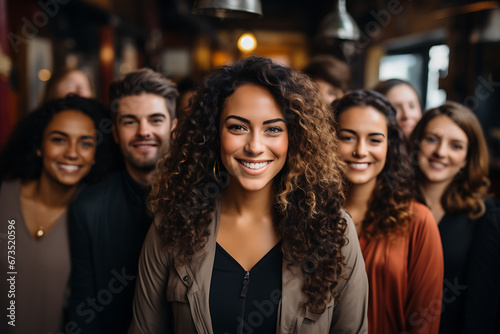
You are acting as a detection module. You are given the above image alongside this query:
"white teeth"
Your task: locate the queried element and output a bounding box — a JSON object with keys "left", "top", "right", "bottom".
{"left": 58, "top": 164, "right": 80, "bottom": 172}
{"left": 429, "top": 161, "right": 445, "bottom": 168}
{"left": 241, "top": 161, "right": 270, "bottom": 169}
{"left": 349, "top": 163, "right": 369, "bottom": 169}
{"left": 136, "top": 145, "right": 154, "bottom": 148}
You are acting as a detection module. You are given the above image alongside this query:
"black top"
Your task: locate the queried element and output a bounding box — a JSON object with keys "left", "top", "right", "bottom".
{"left": 438, "top": 198, "right": 497, "bottom": 334}
{"left": 463, "top": 204, "right": 500, "bottom": 334}
{"left": 67, "top": 170, "right": 151, "bottom": 334}
{"left": 209, "top": 242, "right": 282, "bottom": 334}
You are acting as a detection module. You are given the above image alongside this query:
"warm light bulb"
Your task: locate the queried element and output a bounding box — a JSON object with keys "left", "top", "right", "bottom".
{"left": 38, "top": 69, "right": 52, "bottom": 81}
{"left": 238, "top": 33, "right": 257, "bottom": 52}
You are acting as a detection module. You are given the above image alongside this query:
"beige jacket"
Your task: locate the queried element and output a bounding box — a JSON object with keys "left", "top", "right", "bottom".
{"left": 128, "top": 201, "right": 368, "bottom": 334}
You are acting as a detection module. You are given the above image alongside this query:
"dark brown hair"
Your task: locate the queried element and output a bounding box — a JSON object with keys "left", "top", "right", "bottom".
{"left": 333, "top": 90, "right": 414, "bottom": 239}
{"left": 109, "top": 68, "right": 178, "bottom": 122}
{"left": 149, "top": 56, "right": 348, "bottom": 313}
{"left": 303, "top": 55, "right": 350, "bottom": 93}
{"left": 410, "top": 101, "right": 490, "bottom": 219}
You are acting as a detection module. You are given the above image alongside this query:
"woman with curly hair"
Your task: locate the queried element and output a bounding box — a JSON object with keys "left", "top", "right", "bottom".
{"left": 333, "top": 90, "right": 443, "bottom": 334}
{"left": 0, "top": 95, "right": 114, "bottom": 334}
{"left": 128, "top": 56, "right": 368, "bottom": 334}
{"left": 409, "top": 102, "right": 496, "bottom": 334}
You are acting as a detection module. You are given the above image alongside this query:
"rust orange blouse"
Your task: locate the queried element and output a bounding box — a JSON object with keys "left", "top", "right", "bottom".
{"left": 358, "top": 201, "right": 444, "bottom": 334}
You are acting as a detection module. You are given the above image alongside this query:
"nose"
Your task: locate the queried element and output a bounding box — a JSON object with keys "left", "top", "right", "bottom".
{"left": 398, "top": 106, "right": 409, "bottom": 121}
{"left": 137, "top": 120, "right": 152, "bottom": 139}
{"left": 64, "top": 143, "right": 79, "bottom": 161}
{"left": 353, "top": 140, "right": 367, "bottom": 158}
{"left": 244, "top": 132, "right": 265, "bottom": 156}
{"left": 433, "top": 140, "right": 447, "bottom": 157}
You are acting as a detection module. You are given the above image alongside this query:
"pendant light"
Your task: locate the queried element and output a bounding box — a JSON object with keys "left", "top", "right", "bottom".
{"left": 317, "top": 0, "right": 361, "bottom": 41}
{"left": 192, "top": 0, "right": 263, "bottom": 19}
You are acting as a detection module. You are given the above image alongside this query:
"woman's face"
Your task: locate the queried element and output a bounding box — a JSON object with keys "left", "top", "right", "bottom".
{"left": 39, "top": 110, "right": 97, "bottom": 187}
{"left": 315, "top": 78, "right": 343, "bottom": 104}
{"left": 338, "top": 106, "right": 388, "bottom": 188}
{"left": 219, "top": 84, "right": 288, "bottom": 193}
{"left": 417, "top": 115, "right": 468, "bottom": 186}
{"left": 385, "top": 84, "right": 422, "bottom": 139}
{"left": 55, "top": 70, "right": 93, "bottom": 99}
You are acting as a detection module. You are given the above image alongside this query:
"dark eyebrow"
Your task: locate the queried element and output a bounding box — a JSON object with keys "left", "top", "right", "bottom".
{"left": 225, "top": 115, "right": 287, "bottom": 125}
{"left": 48, "top": 130, "right": 68, "bottom": 137}
{"left": 263, "top": 118, "right": 286, "bottom": 125}
{"left": 368, "top": 132, "right": 386, "bottom": 137}
{"left": 81, "top": 135, "right": 97, "bottom": 141}
{"left": 339, "top": 129, "right": 356, "bottom": 135}
{"left": 148, "top": 113, "right": 167, "bottom": 119}
{"left": 339, "top": 129, "right": 385, "bottom": 137}
{"left": 119, "top": 114, "right": 137, "bottom": 122}
{"left": 49, "top": 131, "right": 96, "bottom": 141}
{"left": 225, "top": 115, "right": 250, "bottom": 124}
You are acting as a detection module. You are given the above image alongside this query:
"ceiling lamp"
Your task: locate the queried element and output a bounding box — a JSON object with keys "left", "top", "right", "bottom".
{"left": 192, "top": 0, "right": 263, "bottom": 19}
{"left": 237, "top": 33, "right": 257, "bottom": 52}
{"left": 317, "top": 0, "right": 361, "bottom": 41}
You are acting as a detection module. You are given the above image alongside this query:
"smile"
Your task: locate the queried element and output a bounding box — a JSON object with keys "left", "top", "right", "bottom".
{"left": 57, "top": 163, "right": 81, "bottom": 173}
{"left": 240, "top": 160, "right": 271, "bottom": 169}
{"left": 428, "top": 160, "right": 446, "bottom": 169}
{"left": 347, "top": 162, "right": 370, "bottom": 171}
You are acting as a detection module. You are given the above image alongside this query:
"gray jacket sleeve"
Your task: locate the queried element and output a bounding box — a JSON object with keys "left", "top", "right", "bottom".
{"left": 330, "top": 211, "right": 369, "bottom": 333}
{"left": 128, "top": 223, "right": 171, "bottom": 334}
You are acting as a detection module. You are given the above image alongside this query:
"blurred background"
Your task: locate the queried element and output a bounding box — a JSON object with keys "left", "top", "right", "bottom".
{"left": 1, "top": 0, "right": 500, "bottom": 192}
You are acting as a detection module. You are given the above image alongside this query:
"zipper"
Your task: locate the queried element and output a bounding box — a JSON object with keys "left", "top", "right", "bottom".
{"left": 239, "top": 271, "right": 250, "bottom": 334}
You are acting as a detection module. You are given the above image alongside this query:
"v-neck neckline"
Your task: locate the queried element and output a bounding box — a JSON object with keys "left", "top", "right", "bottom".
{"left": 215, "top": 241, "right": 281, "bottom": 272}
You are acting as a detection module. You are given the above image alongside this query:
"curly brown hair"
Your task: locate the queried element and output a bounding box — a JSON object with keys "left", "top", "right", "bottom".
{"left": 410, "top": 101, "right": 490, "bottom": 219}
{"left": 148, "top": 56, "right": 348, "bottom": 313}
{"left": 333, "top": 90, "right": 414, "bottom": 239}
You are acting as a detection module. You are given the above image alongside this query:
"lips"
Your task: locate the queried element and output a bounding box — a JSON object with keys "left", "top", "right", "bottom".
{"left": 131, "top": 141, "right": 158, "bottom": 152}
{"left": 237, "top": 159, "right": 272, "bottom": 175}
{"left": 240, "top": 160, "right": 271, "bottom": 169}
{"left": 428, "top": 160, "right": 446, "bottom": 169}
{"left": 57, "top": 162, "right": 82, "bottom": 173}
{"left": 347, "top": 162, "right": 371, "bottom": 171}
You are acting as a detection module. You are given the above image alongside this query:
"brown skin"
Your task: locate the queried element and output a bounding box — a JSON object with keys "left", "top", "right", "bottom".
{"left": 216, "top": 84, "right": 287, "bottom": 271}
{"left": 338, "top": 106, "right": 388, "bottom": 235}
{"left": 21, "top": 110, "right": 97, "bottom": 238}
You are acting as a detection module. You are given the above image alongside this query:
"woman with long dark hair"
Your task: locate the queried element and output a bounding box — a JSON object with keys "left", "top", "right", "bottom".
{"left": 409, "top": 101, "right": 495, "bottom": 334}
{"left": 333, "top": 90, "right": 443, "bottom": 334}
{"left": 0, "top": 95, "right": 113, "bottom": 334}
{"left": 128, "top": 56, "right": 369, "bottom": 333}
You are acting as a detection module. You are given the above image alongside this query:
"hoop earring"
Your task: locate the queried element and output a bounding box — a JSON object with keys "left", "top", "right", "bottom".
{"left": 213, "top": 160, "right": 222, "bottom": 183}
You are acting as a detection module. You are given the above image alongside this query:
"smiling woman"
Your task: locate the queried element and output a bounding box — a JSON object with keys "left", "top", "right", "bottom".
{"left": 128, "top": 56, "right": 369, "bottom": 334}
{"left": 410, "top": 102, "right": 495, "bottom": 334}
{"left": 0, "top": 96, "right": 115, "bottom": 334}
{"left": 333, "top": 90, "right": 444, "bottom": 334}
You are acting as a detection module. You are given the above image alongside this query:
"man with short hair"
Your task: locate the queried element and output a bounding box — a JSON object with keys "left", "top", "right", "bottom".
{"left": 67, "top": 68, "right": 178, "bottom": 333}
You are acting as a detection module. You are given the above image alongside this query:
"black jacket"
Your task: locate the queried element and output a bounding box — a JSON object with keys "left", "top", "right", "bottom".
{"left": 67, "top": 170, "right": 151, "bottom": 334}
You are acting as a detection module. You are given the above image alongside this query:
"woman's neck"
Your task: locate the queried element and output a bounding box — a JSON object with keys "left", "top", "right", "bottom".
{"left": 221, "top": 182, "right": 274, "bottom": 218}
{"left": 345, "top": 179, "right": 376, "bottom": 228}
{"left": 22, "top": 174, "right": 78, "bottom": 208}
{"left": 419, "top": 181, "right": 449, "bottom": 222}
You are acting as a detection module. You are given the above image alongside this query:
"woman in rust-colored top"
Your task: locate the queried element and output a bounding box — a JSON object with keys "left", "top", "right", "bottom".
{"left": 333, "top": 90, "right": 444, "bottom": 334}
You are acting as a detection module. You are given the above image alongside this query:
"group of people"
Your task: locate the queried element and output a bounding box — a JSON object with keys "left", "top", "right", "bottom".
{"left": 0, "top": 55, "right": 498, "bottom": 334}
